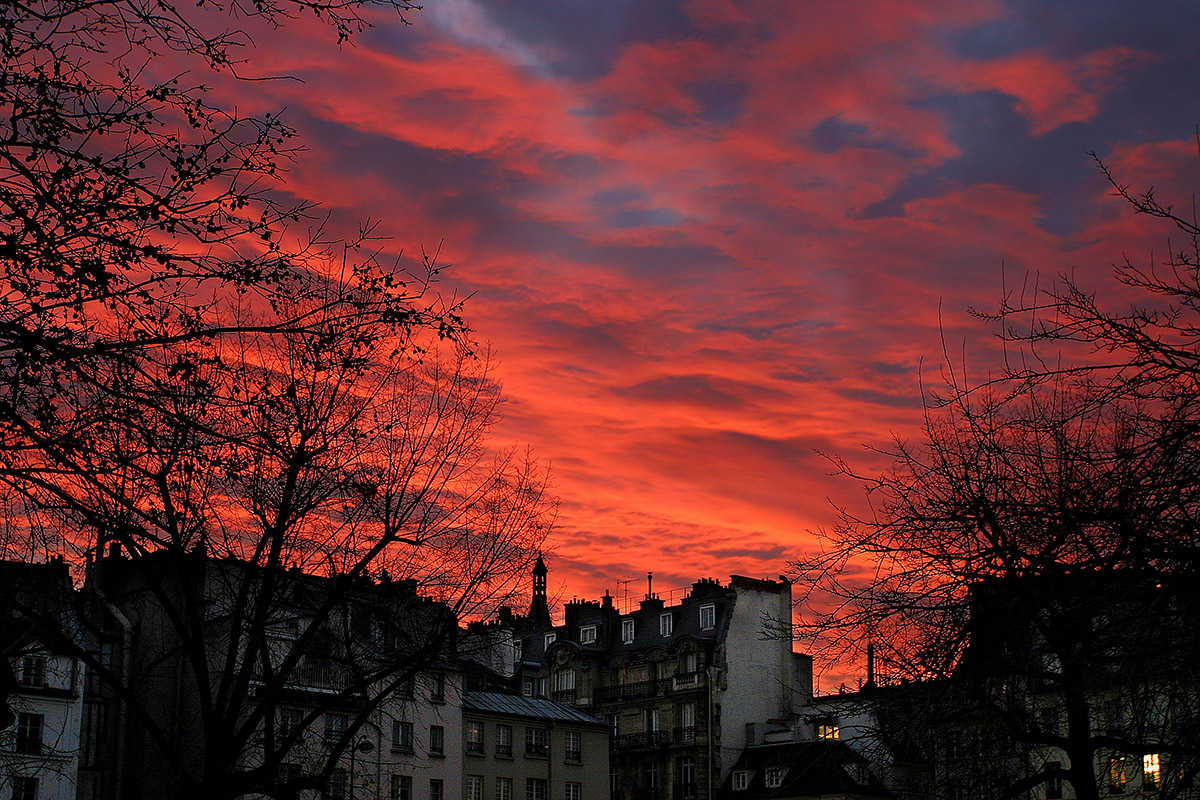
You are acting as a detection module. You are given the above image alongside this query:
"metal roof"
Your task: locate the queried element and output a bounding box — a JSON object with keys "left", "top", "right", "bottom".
{"left": 462, "top": 692, "right": 607, "bottom": 726}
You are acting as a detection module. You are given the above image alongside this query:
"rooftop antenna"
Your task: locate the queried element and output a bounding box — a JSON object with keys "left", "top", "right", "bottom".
{"left": 617, "top": 578, "right": 633, "bottom": 612}
{"left": 647, "top": 571, "right": 653, "bottom": 599}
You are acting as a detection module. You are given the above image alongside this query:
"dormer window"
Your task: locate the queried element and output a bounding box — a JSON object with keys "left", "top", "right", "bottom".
{"left": 580, "top": 625, "right": 597, "bottom": 644}
{"left": 544, "top": 633, "right": 556, "bottom": 648}
{"left": 732, "top": 771, "right": 750, "bottom": 791}
{"left": 699, "top": 604, "right": 716, "bottom": 631}
{"left": 622, "top": 619, "right": 635, "bottom": 643}
{"left": 765, "top": 767, "right": 787, "bottom": 789}
{"left": 660, "top": 613, "right": 673, "bottom": 636}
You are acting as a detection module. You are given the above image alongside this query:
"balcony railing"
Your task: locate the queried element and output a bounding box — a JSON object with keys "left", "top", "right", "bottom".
{"left": 673, "top": 726, "right": 697, "bottom": 745}
{"left": 551, "top": 689, "right": 577, "bottom": 704}
{"left": 615, "top": 731, "right": 672, "bottom": 750}
{"left": 595, "top": 678, "right": 672, "bottom": 703}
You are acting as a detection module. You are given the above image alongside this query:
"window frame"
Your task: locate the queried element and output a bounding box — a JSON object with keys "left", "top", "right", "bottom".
{"left": 621, "top": 619, "right": 635, "bottom": 643}
{"left": 699, "top": 604, "right": 716, "bottom": 630}
{"left": 660, "top": 613, "right": 673, "bottom": 636}
{"left": 16, "top": 712, "right": 44, "bottom": 755}
{"left": 429, "top": 724, "right": 445, "bottom": 756}
{"left": 579, "top": 625, "right": 597, "bottom": 644}
{"left": 392, "top": 720, "right": 414, "bottom": 752}
{"left": 466, "top": 720, "right": 484, "bottom": 754}
{"left": 565, "top": 729, "right": 582, "bottom": 762}
{"left": 732, "top": 771, "right": 750, "bottom": 791}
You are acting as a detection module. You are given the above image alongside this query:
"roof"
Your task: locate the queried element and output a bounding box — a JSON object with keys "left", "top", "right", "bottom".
{"left": 463, "top": 691, "right": 608, "bottom": 727}
{"left": 720, "top": 740, "right": 892, "bottom": 800}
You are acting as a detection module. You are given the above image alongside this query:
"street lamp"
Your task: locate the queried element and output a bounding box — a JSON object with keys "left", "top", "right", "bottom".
{"left": 349, "top": 736, "right": 374, "bottom": 800}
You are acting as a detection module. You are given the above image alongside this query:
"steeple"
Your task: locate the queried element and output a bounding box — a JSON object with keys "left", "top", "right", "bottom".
{"left": 529, "top": 554, "right": 550, "bottom": 626}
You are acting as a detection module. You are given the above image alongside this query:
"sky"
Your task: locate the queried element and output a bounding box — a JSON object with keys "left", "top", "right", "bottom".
{"left": 215, "top": 0, "right": 1200, "bottom": 645}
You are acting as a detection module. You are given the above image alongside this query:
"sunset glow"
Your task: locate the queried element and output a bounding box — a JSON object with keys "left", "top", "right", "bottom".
{"left": 210, "top": 1, "right": 1200, "bottom": 625}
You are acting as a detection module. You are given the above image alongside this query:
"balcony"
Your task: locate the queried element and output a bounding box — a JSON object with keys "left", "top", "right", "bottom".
{"left": 595, "top": 679, "right": 672, "bottom": 703}
{"left": 672, "top": 672, "right": 705, "bottom": 691}
{"left": 673, "top": 726, "right": 697, "bottom": 745}
{"left": 614, "top": 731, "right": 672, "bottom": 750}
{"left": 551, "top": 689, "right": 577, "bottom": 704}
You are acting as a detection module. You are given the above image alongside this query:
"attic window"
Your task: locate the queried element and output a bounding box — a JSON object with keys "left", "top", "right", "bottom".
{"left": 699, "top": 604, "right": 715, "bottom": 631}
{"left": 622, "top": 619, "right": 635, "bottom": 643}
{"left": 732, "top": 771, "right": 750, "bottom": 791}
{"left": 764, "top": 767, "right": 787, "bottom": 789}
{"left": 580, "top": 625, "right": 596, "bottom": 644}
{"left": 816, "top": 718, "right": 840, "bottom": 740}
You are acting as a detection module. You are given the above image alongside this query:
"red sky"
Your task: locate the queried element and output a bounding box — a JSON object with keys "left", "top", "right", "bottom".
{"left": 207, "top": 0, "right": 1200, "bottom": 671}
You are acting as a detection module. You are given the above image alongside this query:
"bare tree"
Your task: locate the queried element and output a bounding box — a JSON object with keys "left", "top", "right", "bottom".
{"left": 793, "top": 159, "right": 1200, "bottom": 800}
{"left": 0, "top": 0, "right": 556, "bottom": 797}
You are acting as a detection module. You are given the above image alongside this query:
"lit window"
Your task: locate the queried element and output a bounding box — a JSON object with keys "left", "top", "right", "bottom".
{"left": 391, "top": 775, "right": 413, "bottom": 800}
{"left": 660, "top": 613, "right": 673, "bottom": 636}
{"left": 565, "top": 730, "right": 582, "bottom": 762}
{"left": 526, "top": 778, "right": 547, "bottom": 800}
{"left": 392, "top": 720, "right": 413, "bottom": 751}
{"left": 429, "top": 725, "right": 445, "bottom": 756}
{"left": 622, "top": 619, "right": 635, "bottom": 643}
{"left": 496, "top": 778, "right": 512, "bottom": 800}
{"left": 580, "top": 625, "right": 597, "bottom": 644}
{"left": 565, "top": 783, "right": 582, "bottom": 800}
{"left": 732, "top": 771, "right": 750, "bottom": 791}
{"left": 765, "top": 767, "right": 787, "bottom": 789}
{"left": 816, "top": 719, "right": 840, "bottom": 740}
{"left": 496, "top": 724, "right": 513, "bottom": 756}
{"left": 1143, "top": 754, "right": 1161, "bottom": 791}
{"left": 545, "top": 633, "right": 556, "bottom": 648}
{"left": 699, "top": 604, "right": 716, "bottom": 631}
{"left": 466, "top": 721, "right": 484, "bottom": 754}
{"left": 466, "top": 775, "right": 483, "bottom": 800}
{"left": 1110, "top": 755, "right": 1127, "bottom": 794}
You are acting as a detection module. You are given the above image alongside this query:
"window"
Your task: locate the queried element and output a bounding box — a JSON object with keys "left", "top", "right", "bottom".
{"left": 326, "top": 768, "right": 348, "bottom": 800}
{"left": 12, "top": 777, "right": 38, "bottom": 800}
{"left": 431, "top": 780, "right": 444, "bottom": 800}
{"left": 732, "top": 771, "right": 750, "bottom": 791}
{"left": 526, "top": 778, "right": 547, "bottom": 800}
{"left": 622, "top": 619, "right": 635, "bottom": 643}
{"left": 679, "top": 756, "right": 695, "bottom": 787}
{"left": 660, "top": 613, "right": 673, "bottom": 636}
{"left": 1110, "top": 755, "right": 1128, "bottom": 794}
{"left": 699, "top": 604, "right": 715, "bottom": 630}
{"left": 554, "top": 669, "right": 576, "bottom": 692}
{"left": 431, "top": 672, "right": 446, "bottom": 703}
{"left": 466, "top": 776, "right": 483, "bottom": 800}
{"left": 1144, "top": 754, "right": 1161, "bottom": 791}
{"left": 816, "top": 719, "right": 840, "bottom": 740}
{"left": 495, "top": 778, "right": 512, "bottom": 800}
{"left": 399, "top": 678, "right": 415, "bottom": 698}
{"left": 537, "top": 677, "right": 548, "bottom": 697}
{"left": 467, "top": 721, "right": 484, "bottom": 754}
{"left": 610, "top": 767, "right": 620, "bottom": 797}
{"left": 565, "top": 730, "right": 582, "bottom": 762}
{"left": 680, "top": 651, "right": 697, "bottom": 673}
{"left": 496, "top": 724, "right": 513, "bottom": 756}
{"left": 391, "top": 775, "right": 413, "bottom": 800}
{"left": 16, "top": 712, "right": 44, "bottom": 754}
{"left": 765, "top": 767, "right": 786, "bottom": 789}
{"left": 525, "top": 726, "right": 548, "bottom": 757}
{"left": 429, "top": 725, "right": 445, "bottom": 756}
{"left": 677, "top": 702, "right": 696, "bottom": 729}
{"left": 608, "top": 714, "right": 620, "bottom": 737}
{"left": 644, "top": 763, "right": 659, "bottom": 790}
{"left": 545, "top": 633, "right": 557, "bottom": 648}
{"left": 565, "top": 783, "right": 581, "bottom": 800}
{"left": 644, "top": 708, "right": 659, "bottom": 732}
{"left": 580, "top": 625, "right": 596, "bottom": 644}
{"left": 522, "top": 678, "right": 534, "bottom": 697}
{"left": 19, "top": 655, "right": 46, "bottom": 688}
{"left": 324, "top": 713, "right": 347, "bottom": 744}
{"left": 279, "top": 708, "right": 302, "bottom": 738}
{"left": 392, "top": 720, "right": 414, "bottom": 751}
{"left": 1045, "top": 761, "right": 1063, "bottom": 800}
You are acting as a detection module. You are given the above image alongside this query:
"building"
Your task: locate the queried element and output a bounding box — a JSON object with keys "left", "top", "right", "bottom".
{"left": 717, "top": 739, "right": 890, "bottom": 800}
{"left": 461, "top": 691, "right": 609, "bottom": 800}
{"left": 501, "top": 565, "right": 813, "bottom": 800}
{"left": 0, "top": 558, "right": 85, "bottom": 800}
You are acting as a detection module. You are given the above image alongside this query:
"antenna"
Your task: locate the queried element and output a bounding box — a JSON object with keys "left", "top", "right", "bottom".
{"left": 617, "top": 578, "right": 632, "bottom": 613}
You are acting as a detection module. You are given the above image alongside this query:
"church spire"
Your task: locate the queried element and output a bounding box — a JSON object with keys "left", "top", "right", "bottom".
{"left": 529, "top": 553, "right": 550, "bottom": 626}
